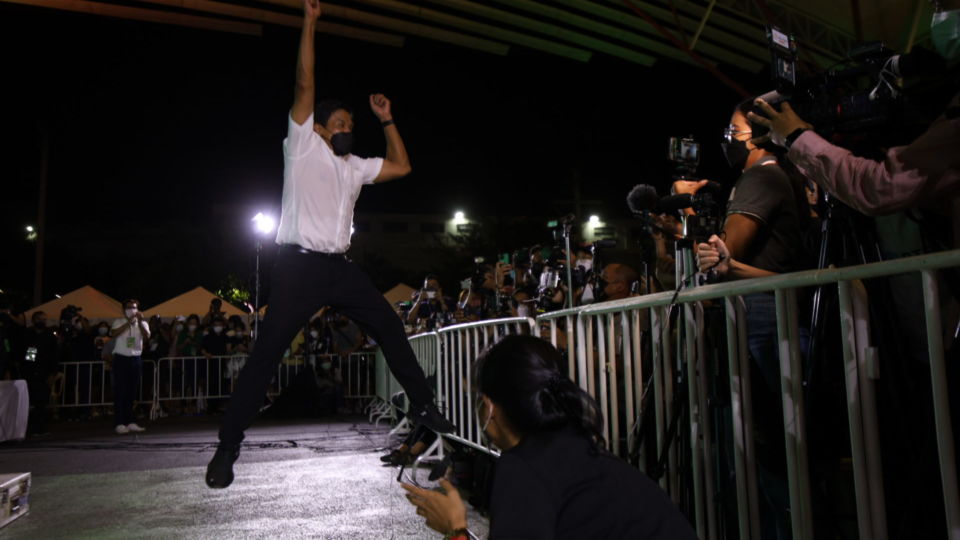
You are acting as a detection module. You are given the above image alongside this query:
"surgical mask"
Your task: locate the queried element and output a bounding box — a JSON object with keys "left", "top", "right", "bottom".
{"left": 517, "top": 303, "right": 532, "bottom": 318}
{"left": 330, "top": 132, "right": 354, "bottom": 156}
{"left": 98, "top": 327, "right": 108, "bottom": 336}
{"left": 721, "top": 138, "right": 750, "bottom": 170}
{"left": 576, "top": 259, "right": 593, "bottom": 272}
{"left": 320, "top": 361, "right": 332, "bottom": 371}
{"left": 125, "top": 309, "right": 136, "bottom": 318}
{"left": 175, "top": 324, "right": 184, "bottom": 332}
{"left": 474, "top": 396, "right": 494, "bottom": 447}
{"left": 188, "top": 324, "right": 197, "bottom": 332}
{"left": 213, "top": 326, "right": 223, "bottom": 334}
{"left": 931, "top": 9, "right": 960, "bottom": 61}
{"left": 310, "top": 330, "right": 320, "bottom": 339}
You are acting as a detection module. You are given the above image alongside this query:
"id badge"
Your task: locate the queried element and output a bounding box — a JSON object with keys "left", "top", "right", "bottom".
{"left": 25, "top": 347, "right": 37, "bottom": 362}
{"left": 126, "top": 337, "right": 136, "bottom": 349}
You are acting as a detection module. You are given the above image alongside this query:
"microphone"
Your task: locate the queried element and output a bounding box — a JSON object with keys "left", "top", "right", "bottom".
{"left": 657, "top": 193, "right": 694, "bottom": 212}
{"left": 626, "top": 184, "right": 659, "bottom": 215}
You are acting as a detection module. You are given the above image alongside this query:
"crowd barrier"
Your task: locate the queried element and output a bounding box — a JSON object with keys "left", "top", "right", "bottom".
{"left": 51, "top": 353, "right": 377, "bottom": 421}
{"left": 386, "top": 249, "right": 960, "bottom": 540}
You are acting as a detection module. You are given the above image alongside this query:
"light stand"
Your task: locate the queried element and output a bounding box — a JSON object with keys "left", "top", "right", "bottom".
{"left": 560, "top": 214, "right": 575, "bottom": 309}
{"left": 251, "top": 212, "right": 275, "bottom": 342}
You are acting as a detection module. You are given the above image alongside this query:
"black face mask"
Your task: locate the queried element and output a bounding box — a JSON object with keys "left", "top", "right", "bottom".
{"left": 721, "top": 138, "right": 750, "bottom": 170}
{"left": 330, "top": 132, "right": 354, "bottom": 156}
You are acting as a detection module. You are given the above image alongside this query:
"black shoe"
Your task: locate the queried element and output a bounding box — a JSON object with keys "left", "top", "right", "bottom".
{"left": 380, "top": 449, "right": 405, "bottom": 464}
{"left": 206, "top": 444, "right": 240, "bottom": 488}
{"left": 408, "top": 402, "right": 455, "bottom": 433}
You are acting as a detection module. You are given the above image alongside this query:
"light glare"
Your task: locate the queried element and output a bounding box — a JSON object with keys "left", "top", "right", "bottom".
{"left": 252, "top": 212, "right": 276, "bottom": 235}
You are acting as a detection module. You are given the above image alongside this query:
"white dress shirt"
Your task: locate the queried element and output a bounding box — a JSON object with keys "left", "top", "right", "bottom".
{"left": 276, "top": 113, "right": 384, "bottom": 253}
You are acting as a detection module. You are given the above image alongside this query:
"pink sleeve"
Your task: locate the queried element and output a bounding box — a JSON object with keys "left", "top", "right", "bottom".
{"left": 788, "top": 96, "right": 960, "bottom": 216}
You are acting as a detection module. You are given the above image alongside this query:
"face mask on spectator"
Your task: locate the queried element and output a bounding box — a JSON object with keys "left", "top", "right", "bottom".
{"left": 474, "top": 395, "right": 494, "bottom": 446}
{"left": 213, "top": 325, "right": 224, "bottom": 334}
{"left": 310, "top": 330, "right": 320, "bottom": 339}
{"left": 175, "top": 323, "right": 184, "bottom": 332}
{"left": 98, "top": 326, "right": 108, "bottom": 335}
{"left": 576, "top": 259, "right": 593, "bottom": 272}
{"left": 188, "top": 324, "right": 198, "bottom": 332}
{"left": 125, "top": 308, "right": 136, "bottom": 318}
{"left": 517, "top": 303, "right": 532, "bottom": 318}
{"left": 721, "top": 138, "right": 749, "bottom": 170}
{"left": 932, "top": 9, "right": 960, "bottom": 60}
{"left": 320, "top": 361, "right": 332, "bottom": 371}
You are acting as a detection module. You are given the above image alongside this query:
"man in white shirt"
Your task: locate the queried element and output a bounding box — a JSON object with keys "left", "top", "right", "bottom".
{"left": 206, "top": 0, "right": 453, "bottom": 489}
{"left": 110, "top": 299, "right": 150, "bottom": 435}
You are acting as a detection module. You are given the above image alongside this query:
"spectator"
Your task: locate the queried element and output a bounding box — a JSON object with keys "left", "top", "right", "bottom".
{"left": 408, "top": 275, "right": 452, "bottom": 332}
{"left": 0, "top": 302, "right": 23, "bottom": 380}
{"left": 17, "top": 311, "right": 58, "bottom": 435}
{"left": 599, "top": 263, "right": 640, "bottom": 302}
{"left": 402, "top": 335, "right": 696, "bottom": 539}
{"left": 176, "top": 314, "right": 203, "bottom": 357}
{"left": 226, "top": 317, "right": 250, "bottom": 355}
{"left": 110, "top": 299, "right": 150, "bottom": 435}
{"left": 202, "top": 298, "right": 226, "bottom": 327}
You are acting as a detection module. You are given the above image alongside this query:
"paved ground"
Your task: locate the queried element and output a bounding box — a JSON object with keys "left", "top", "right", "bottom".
{"left": 0, "top": 415, "right": 489, "bottom": 539}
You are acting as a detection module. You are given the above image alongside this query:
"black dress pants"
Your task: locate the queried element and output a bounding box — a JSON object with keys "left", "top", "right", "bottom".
{"left": 218, "top": 245, "right": 432, "bottom": 445}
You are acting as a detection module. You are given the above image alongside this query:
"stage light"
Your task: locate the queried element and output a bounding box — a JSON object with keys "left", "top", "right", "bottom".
{"left": 25, "top": 225, "right": 37, "bottom": 241}
{"left": 453, "top": 211, "right": 465, "bottom": 223}
{"left": 589, "top": 215, "right": 601, "bottom": 225}
{"left": 252, "top": 212, "right": 275, "bottom": 235}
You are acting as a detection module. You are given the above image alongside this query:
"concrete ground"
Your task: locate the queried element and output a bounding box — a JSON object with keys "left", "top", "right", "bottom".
{"left": 0, "top": 415, "right": 489, "bottom": 539}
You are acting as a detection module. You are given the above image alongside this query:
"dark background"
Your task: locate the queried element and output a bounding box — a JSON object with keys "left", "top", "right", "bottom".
{"left": 0, "top": 5, "right": 763, "bottom": 311}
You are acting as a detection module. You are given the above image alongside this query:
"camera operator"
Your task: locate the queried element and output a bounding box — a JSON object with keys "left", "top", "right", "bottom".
{"left": 688, "top": 97, "right": 814, "bottom": 539}
{"left": 407, "top": 275, "right": 452, "bottom": 331}
{"left": 17, "top": 311, "right": 59, "bottom": 436}
{"left": 746, "top": 3, "right": 959, "bottom": 220}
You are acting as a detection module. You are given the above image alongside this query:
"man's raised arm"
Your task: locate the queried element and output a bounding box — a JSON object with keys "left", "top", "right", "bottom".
{"left": 291, "top": 0, "right": 321, "bottom": 126}
{"left": 369, "top": 93, "right": 412, "bottom": 183}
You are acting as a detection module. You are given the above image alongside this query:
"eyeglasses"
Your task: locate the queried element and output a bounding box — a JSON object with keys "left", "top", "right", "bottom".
{"left": 722, "top": 125, "right": 752, "bottom": 143}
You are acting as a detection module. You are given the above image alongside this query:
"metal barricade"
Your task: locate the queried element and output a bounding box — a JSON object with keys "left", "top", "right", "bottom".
{"left": 383, "top": 249, "right": 960, "bottom": 540}
{"left": 435, "top": 317, "right": 538, "bottom": 455}
{"left": 53, "top": 359, "right": 155, "bottom": 416}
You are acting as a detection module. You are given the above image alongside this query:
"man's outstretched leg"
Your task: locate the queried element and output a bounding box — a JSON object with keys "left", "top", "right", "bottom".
{"left": 333, "top": 260, "right": 454, "bottom": 433}
{"left": 206, "top": 248, "right": 327, "bottom": 488}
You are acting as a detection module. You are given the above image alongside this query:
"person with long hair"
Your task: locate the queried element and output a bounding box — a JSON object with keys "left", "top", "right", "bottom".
{"left": 402, "top": 335, "right": 695, "bottom": 540}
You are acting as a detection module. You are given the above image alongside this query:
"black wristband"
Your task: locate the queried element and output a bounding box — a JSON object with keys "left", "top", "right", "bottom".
{"left": 784, "top": 127, "right": 807, "bottom": 149}
{"left": 381, "top": 119, "right": 395, "bottom": 128}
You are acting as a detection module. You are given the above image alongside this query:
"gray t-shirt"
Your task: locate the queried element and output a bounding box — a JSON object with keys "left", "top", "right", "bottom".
{"left": 725, "top": 160, "right": 805, "bottom": 274}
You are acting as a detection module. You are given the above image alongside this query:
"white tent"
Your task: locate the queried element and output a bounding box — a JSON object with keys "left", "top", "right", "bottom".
{"left": 24, "top": 285, "right": 123, "bottom": 322}
{"left": 143, "top": 286, "right": 247, "bottom": 319}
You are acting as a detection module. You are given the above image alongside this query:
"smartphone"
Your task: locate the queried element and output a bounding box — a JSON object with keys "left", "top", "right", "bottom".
{"left": 499, "top": 253, "right": 510, "bottom": 264}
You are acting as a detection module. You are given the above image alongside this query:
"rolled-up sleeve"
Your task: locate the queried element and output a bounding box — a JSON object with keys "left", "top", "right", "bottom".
{"left": 788, "top": 95, "right": 960, "bottom": 216}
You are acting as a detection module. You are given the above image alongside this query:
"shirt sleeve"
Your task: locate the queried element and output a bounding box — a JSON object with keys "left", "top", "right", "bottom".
{"left": 726, "top": 166, "right": 787, "bottom": 225}
{"left": 489, "top": 453, "right": 556, "bottom": 539}
{"left": 788, "top": 92, "right": 960, "bottom": 216}
{"left": 284, "top": 112, "right": 317, "bottom": 160}
{"left": 349, "top": 156, "right": 384, "bottom": 186}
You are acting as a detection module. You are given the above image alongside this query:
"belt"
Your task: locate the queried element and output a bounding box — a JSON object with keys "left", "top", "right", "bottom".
{"left": 283, "top": 244, "right": 348, "bottom": 260}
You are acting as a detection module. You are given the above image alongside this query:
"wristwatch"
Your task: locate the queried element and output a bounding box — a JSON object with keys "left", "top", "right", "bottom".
{"left": 784, "top": 127, "right": 808, "bottom": 149}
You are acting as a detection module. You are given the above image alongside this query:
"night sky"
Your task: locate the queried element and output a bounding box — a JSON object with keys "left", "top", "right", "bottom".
{"left": 1, "top": 4, "right": 763, "bottom": 310}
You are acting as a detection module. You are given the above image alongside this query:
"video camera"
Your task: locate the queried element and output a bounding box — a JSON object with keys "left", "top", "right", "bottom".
{"left": 759, "top": 26, "right": 945, "bottom": 151}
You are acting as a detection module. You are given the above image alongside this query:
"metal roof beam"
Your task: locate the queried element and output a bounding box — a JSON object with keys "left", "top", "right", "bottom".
{"left": 557, "top": 0, "right": 766, "bottom": 70}
{"left": 259, "top": 0, "right": 511, "bottom": 56}
{"left": 138, "top": 0, "right": 405, "bottom": 47}
{"left": 346, "top": 0, "right": 593, "bottom": 63}
{"left": 1, "top": 0, "right": 262, "bottom": 35}
{"left": 414, "top": 0, "right": 656, "bottom": 66}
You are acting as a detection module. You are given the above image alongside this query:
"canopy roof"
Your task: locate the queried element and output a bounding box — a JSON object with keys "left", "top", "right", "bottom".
{"left": 143, "top": 286, "right": 248, "bottom": 319}
{"left": 383, "top": 283, "right": 416, "bottom": 306}
{"left": 24, "top": 285, "right": 123, "bottom": 321}
{"left": 2, "top": 0, "right": 937, "bottom": 78}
